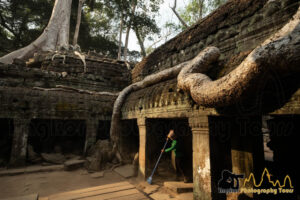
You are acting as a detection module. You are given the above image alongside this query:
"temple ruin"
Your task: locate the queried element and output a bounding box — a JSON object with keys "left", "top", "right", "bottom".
{"left": 0, "top": 51, "right": 131, "bottom": 166}
{"left": 0, "top": 0, "right": 299, "bottom": 199}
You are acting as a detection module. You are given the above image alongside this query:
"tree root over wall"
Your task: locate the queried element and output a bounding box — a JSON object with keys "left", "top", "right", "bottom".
{"left": 111, "top": 5, "right": 300, "bottom": 152}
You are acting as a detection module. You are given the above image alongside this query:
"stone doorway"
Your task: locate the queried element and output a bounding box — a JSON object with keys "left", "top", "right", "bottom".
{"left": 265, "top": 115, "right": 299, "bottom": 200}
{"left": 0, "top": 118, "right": 13, "bottom": 167}
{"left": 119, "top": 119, "right": 139, "bottom": 164}
{"left": 147, "top": 118, "right": 193, "bottom": 183}
{"left": 28, "top": 119, "right": 86, "bottom": 164}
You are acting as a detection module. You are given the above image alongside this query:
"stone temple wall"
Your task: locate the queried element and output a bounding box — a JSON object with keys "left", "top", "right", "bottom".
{"left": 0, "top": 53, "right": 131, "bottom": 166}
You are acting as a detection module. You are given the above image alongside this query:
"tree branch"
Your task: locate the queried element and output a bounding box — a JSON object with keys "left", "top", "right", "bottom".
{"left": 170, "top": 0, "right": 188, "bottom": 28}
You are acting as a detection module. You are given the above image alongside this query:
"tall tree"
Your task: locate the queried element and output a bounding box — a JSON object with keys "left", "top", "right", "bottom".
{"left": 167, "top": 0, "right": 228, "bottom": 33}
{"left": 0, "top": 0, "right": 73, "bottom": 64}
{"left": 131, "top": 0, "right": 162, "bottom": 58}
{"left": 73, "top": 0, "right": 85, "bottom": 46}
{"left": 123, "top": 0, "right": 137, "bottom": 61}
{"left": 118, "top": 11, "right": 124, "bottom": 60}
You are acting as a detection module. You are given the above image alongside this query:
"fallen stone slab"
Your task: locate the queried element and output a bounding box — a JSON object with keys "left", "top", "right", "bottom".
{"left": 0, "top": 193, "right": 38, "bottom": 200}
{"left": 164, "top": 182, "right": 193, "bottom": 194}
{"left": 37, "top": 165, "right": 64, "bottom": 173}
{"left": 41, "top": 153, "right": 65, "bottom": 164}
{"left": 0, "top": 165, "right": 64, "bottom": 177}
{"left": 113, "top": 164, "right": 135, "bottom": 178}
{"left": 90, "top": 171, "right": 104, "bottom": 178}
{"left": 64, "top": 159, "right": 85, "bottom": 171}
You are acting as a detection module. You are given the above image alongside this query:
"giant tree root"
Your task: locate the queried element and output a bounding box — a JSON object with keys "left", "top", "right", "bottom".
{"left": 178, "top": 5, "right": 300, "bottom": 107}
{"left": 111, "top": 4, "right": 300, "bottom": 153}
{"left": 110, "top": 50, "right": 212, "bottom": 147}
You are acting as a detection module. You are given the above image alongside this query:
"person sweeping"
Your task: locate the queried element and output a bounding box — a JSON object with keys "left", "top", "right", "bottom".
{"left": 162, "top": 129, "right": 189, "bottom": 183}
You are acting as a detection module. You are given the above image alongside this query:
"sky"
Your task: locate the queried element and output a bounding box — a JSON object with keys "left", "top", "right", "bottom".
{"left": 124, "top": 0, "right": 187, "bottom": 52}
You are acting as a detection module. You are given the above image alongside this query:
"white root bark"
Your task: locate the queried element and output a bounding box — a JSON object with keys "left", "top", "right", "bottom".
{"left": 178, "top": 5, "right": 300, "bottom": 107}
{"left": 0, "top": 0, "right": 72, "bottom": 64}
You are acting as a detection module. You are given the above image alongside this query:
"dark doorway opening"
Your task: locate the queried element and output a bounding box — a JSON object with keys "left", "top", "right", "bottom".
{"left": 209, "top": 116, "right": 233, "bottom": 200}
{"left": 28, "top": 119, "right": 86, "bottom": 156}
{"left": 265, "top": 115, "right": 299, "bottom": 200}
{"left": 97, "top": 120, "right": 111, "bottom": 140}
{"left": 147, "top": 118, "right": 193, "bottom": 183}
{"left": 0, "top": 119, "right": 13, "bottom": 166}
{"left": 119, "top": 119, "right": 139, "bottom": 164}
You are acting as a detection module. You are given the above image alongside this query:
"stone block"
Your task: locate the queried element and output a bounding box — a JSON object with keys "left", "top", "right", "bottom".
{"left": 113, "top": 164, "right": 135, "bottom": 178}
{"left": 164, "top": 182, "right": 193, "bottom": 194}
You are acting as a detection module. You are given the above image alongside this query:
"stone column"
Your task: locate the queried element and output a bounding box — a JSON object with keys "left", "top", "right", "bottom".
{"left": 137, "top": 117, "right": 148, "bottom": 180}
{"left": 84, "top": 119, "right": 98, "bottom": 154}
{"left": 10, "top": 118, "right": 31, "bottom": 167}
{"left": 189, "top": 116, "right": 212, "bottom": 200}
{"left": 228, "top": 116, "right": 264, "bottom": 200}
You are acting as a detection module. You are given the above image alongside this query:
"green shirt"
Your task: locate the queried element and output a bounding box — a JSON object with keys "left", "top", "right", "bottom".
{"left": 165, "top": 140, "right": 183, "bottom": 157}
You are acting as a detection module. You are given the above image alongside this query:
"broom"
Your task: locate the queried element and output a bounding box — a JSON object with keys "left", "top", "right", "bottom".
{"left": 147, "top": 138, "right": 169, "bottom": 184}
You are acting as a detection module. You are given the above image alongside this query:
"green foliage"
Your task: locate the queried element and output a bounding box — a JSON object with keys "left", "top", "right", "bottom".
{"left": 0, "top": 0, "right": 137, "bottom": 60}
{"left": 177, "top": 0, "right": 227, "bottom": 30}
{"left": 121, "top": 0, "right": 163, "bottom": 57}
{"left": 0, "top": 0, "right": 162, "bottom": 60}
{"left": 0, "top": 0, "right": 53, "bottom": 56}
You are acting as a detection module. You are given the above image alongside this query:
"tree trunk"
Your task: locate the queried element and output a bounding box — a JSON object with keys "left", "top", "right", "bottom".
{"left": 177, "top": 5, "right": 300, "bottom": 107}
{"left": 73, "top": 0, "right": 84, "bottom": 46}
{"left": 0, "top": 0, "right": 72, "bottom": 64}
{"left": 135, "top": 28, "right": 146, "bottom": 58}
{"left": 199, "top": 0, "right": 204, "bottom": 19}
{"left": 123, "top": 27, "right": 131, "bottom": 61}
{"left": 123, "top": 2, "right": 137, "bottom": 61}
{"left": 118, "top": 12, "right": 124, "bottom": 60}
{"left": 170, "top": 0, "right": 188, "bottom": 28}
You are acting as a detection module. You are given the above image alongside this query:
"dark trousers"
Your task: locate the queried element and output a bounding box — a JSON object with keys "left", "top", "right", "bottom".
{"left": 175, "top": 156, "right": 185, "bottom": 178}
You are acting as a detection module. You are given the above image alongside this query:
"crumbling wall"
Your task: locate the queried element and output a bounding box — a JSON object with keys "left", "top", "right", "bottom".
{"left": 132, "top": 0, "right": 299, "bottom": 82}
{"left": 0, "top": 52, "right": 131, "bottom": 166}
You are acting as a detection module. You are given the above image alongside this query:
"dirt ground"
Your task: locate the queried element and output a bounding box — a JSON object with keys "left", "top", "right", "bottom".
{"left": 0, "top": 169, "right": 126, "bottom": 199}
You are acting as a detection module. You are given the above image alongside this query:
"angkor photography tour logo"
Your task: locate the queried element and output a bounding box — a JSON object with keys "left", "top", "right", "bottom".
{"left": 218, "top": 170, "right": 244, "bottom": 193}
{"left": 218, "top": 168, "right": 294, "bottom": 195}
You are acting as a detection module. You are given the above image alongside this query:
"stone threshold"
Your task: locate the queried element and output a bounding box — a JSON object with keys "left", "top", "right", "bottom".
{"left": 0, "top": 165, "right": 64, "bottom": 177}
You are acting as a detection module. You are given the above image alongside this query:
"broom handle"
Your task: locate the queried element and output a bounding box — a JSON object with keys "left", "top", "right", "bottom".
{"left": 150, "top": 139, "right": 169, "bottom": 177}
